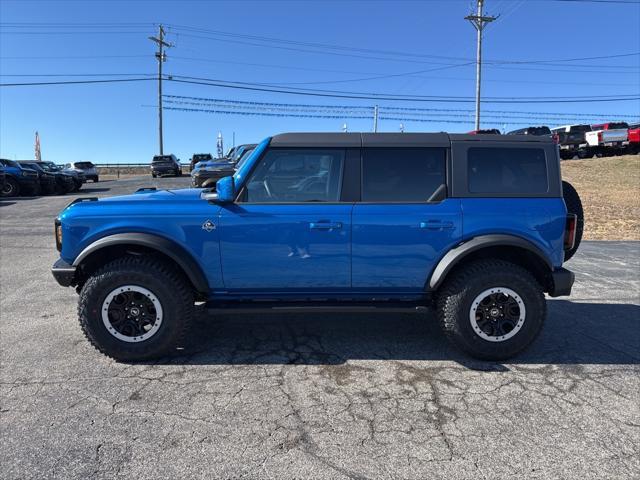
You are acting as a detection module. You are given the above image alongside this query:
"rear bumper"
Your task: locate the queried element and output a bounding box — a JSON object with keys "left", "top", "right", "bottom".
{"left": 52, "top": 258, "right": 76, "bottom": 287}
{"left": 548, "top": 267, "right": 574, "bottom": 297}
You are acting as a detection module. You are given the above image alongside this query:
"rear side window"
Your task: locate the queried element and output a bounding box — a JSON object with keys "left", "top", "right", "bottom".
{"left": 467, "top": 147, "right": 548, "bottom": 194}
{"left": 361, "top": 148, "right": 446, "bottom": 202}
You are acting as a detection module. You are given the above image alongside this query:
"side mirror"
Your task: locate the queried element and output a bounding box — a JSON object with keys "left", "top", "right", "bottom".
{"left": 215, "top": 175, "right": 236, "bottom": 203}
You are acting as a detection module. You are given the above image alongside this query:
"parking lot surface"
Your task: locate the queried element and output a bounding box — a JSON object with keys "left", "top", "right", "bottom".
{"left": 1, "top": 176, "right": 639, "bottom": 479}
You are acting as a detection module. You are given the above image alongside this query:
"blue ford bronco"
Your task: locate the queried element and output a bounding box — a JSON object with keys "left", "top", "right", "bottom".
{"left": 52, "top": 133, "right": 583, "bottom": 362}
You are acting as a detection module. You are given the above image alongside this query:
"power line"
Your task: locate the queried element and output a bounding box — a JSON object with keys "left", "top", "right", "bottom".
{"left": 163, "top": 95, "right": 640, "bottom": 118}
{"left": 0, "top": 78, "right": 154, "bottom": 87}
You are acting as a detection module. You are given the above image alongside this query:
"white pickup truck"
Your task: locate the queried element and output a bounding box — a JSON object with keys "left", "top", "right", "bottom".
{"left": 585, "top": 122, "right": 629, "bottom": 155}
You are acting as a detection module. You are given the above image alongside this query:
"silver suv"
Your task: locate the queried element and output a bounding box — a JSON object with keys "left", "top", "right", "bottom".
{"left": 66, "top": 161, "right": 99, "bottom": 182}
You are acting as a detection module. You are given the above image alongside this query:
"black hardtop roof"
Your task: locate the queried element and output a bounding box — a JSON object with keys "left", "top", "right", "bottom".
{"left": 270, "top": 132, "right": 553, "bottom": 147}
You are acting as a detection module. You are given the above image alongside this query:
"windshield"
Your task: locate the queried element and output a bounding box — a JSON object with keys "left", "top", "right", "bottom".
{"left": 1, "top": 159, "right": 20, "bottom": 168}
{"left": 530, "top": 127, "right": 551, "bottom": 135}
{"left": 233, "top": 138, "right": 269, "bottom": 185}
{"left": 40, "top": 162, "right": 61, "bottom": 172}
{"left": 570, "top": 125, "right": 591, "bottom": 133}
{"left": 608, "top": 122, "right": 628, "bottom": 130}
{"left": 152, "top": 156, "right": 174, "bottom": 163}
{"left": 21, "top": 163, "right": 43, "bottom": 172}
{"left": 193, "top": 154, "right": 212, "bottom": 162}
{"left": 75, "top": 162, "right": 94, "bottom": 168}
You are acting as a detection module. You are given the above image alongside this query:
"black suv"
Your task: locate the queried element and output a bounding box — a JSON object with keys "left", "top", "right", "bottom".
{"left": 17, "top": 161, "right": 58, "bottom": 194}
{"left": 151, "top": 154, "right": 182, "bottom": 177}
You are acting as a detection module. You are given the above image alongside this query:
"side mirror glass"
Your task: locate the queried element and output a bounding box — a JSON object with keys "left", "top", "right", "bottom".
{"left": 215, "top": 175, "right": 236, "bottom": 203}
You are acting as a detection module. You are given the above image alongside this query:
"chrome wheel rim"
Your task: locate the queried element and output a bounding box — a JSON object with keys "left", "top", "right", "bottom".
{"left": 469, "top": 287, "right": 526, "bottom": 342}
{"left": 101, "top": 285, "right": 163, "bottom": 343}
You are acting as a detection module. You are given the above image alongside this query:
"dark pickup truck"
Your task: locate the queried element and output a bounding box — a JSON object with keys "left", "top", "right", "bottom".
{"left": 551, "top": 125, "right": 592, "bottom": 159}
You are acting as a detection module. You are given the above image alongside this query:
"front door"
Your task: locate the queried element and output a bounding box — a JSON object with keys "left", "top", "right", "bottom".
{"left": 351, "top": 146, "right": 462, "bottom": 292}
{"left": 219, "top": 147, "right": 351, "bottom": 292}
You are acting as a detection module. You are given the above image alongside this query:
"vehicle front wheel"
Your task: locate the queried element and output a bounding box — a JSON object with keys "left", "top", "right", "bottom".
{"left": 1, "top": 178, "right": 20, "bottom": 197}
{"left": 78, "top": 256, "right": 194, "bottom": 362}
{"left": 437, "top": 259, "right": 546, "bottom": 361}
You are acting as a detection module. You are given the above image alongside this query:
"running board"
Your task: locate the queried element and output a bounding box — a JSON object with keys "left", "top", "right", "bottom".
{"left": 205, "top": 302, "right": 430, "bottom": 314}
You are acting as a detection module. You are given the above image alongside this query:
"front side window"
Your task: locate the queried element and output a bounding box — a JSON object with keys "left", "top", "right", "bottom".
{"left": 467, "top": 147, "right": 548, "bottom": 194}
{"left": 244, "top": 148, "right": 344, "bottom": 203}
{"left": 361, "top": 148, "right": 446, "bottom": 202}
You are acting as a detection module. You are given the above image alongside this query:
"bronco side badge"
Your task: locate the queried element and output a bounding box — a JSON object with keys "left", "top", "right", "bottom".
{"left": 202, "top": 219, "right": 216, "bottom": 232}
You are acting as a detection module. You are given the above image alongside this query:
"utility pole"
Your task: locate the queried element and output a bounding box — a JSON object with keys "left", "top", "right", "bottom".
{"left": 149, "top": 25, "right": 172, "bottom": 155}
{"left": 465, "top": 0, "right": 497, "bottom": 130}
{"left": 373, "top": 105, "right": 379, "bottom": 133}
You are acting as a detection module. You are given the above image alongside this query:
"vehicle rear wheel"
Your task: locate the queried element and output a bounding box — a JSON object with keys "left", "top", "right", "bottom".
{"left": 562, "top": 180, "right": 584, "bottom": 261}
{"left": 437, "top": 259, "right": 546, "bottom": 361}
{"left": 1, "top": 178, "right": 20, "bottom": 197}
{"left": 78, "top": 255, "right": 194, "bottom": 362}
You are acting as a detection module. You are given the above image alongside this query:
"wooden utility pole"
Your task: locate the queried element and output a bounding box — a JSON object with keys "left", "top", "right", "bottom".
{"left": 149, "top": 25, "right": 172, "bottom": 155}
{"left": 465, "top": 1, "right": 498, "bottom": 130}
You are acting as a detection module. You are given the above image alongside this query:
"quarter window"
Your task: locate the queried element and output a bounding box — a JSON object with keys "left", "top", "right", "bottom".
{"left": 361, "top": 148, "right": 446, "bottom": 202}
{"left": 244, "top": 149, "right": 344, "bottom": 203}
{"left": 467, "top": 147, "right": 548, "bottom": 194}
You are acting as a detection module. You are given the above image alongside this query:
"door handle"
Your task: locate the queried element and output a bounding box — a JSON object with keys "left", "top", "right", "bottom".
{"left": 310, "top": 221, "right": 342, "bottom": 230}
{"left": 420, "top": 220, "right": 454, "bottom": 230}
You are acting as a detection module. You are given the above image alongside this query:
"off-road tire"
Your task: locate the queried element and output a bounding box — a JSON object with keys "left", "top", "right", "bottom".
{"left": 437, "top": 259, "right": 546, "bottom": 361}
{"left": 562, "top": 180, "right": 584, "bottom": 261}
{"left": 78, "top": 255, "right": 194, "bottom": 362}
{"left": 0, "top": 177, "right": 20, "bottom": 197}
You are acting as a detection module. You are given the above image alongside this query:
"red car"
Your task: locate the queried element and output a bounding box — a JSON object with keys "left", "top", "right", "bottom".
{"left": 628, "top": 123, "right": 640, "bottom": 154}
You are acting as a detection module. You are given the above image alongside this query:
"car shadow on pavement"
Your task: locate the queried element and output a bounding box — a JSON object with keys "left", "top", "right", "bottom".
{"left": 78, "top": 187, "right": 110, "bottom": 193}
{"left": 168, "top": 300, "right": 640, "bottom": 368}
{"left": 0, "top": 200, "right": 17, "bottom": 207}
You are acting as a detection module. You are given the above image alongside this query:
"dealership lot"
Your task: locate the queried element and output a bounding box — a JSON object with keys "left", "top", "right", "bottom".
{"left": 1, "top": 176, "right": 638, "bottom": 479}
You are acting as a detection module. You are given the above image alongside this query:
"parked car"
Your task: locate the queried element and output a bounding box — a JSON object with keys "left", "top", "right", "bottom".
{"left": 189, "top": 153, "right": 213, "bottom": 171}
{"left": 17, "top": 161, "right": 58, "bottom": 195}
{"left": 467, "top": 129, "right": 501, "bottom": 135}
{"left": 551, "top": 125, "right": 592, "bottom": 159}
{"left": 29, "top": 161, "right": 77, "bottom": 193}
{"left": 52, "top": 132, "right": 582, "bottom": 362}
{"left": 66, "top": 161, "right": 99, "bottom": 182}
{"left": 585, "top": 122, "right": 629, "bottom": 156}
{"left": 228, "top": 143, "right": 258, "bottom": 163}
{"left": 58, "top": 164, "right": 86, "bottom": 192}
{"left": 191, "top": 159, "right": 236, "bottom": 188}
{"left": 0, "top": 158, "right": 40, "bottom": 197}
{"left": 191, "top": 145, "right": 258, "bottom": 188}
{"left": 151, "top": 154, "right": 182, "bottom": 177}
{"left": 627, "top": 123, "right": 640, "bottom": 154}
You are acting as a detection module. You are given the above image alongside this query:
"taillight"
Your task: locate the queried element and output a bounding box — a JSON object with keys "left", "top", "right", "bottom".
{"left": 54, "top": 219, "right": 62, "bottom": 252}
{"left": 552, "top": 133, "right": 559, "bottom": 144}
{"left": 564, "top": 214, "right": 577, "bottom": 251}
{"left": 598, "top": 131, "right": 603, "bottom": 143}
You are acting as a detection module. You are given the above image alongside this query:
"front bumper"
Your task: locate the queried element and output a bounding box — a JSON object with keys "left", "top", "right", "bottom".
{"left": 548, "top": 267, "right": 574, "bottom": 297}
{"left": 52, "top": 258, "right": 77, "bottom": 287}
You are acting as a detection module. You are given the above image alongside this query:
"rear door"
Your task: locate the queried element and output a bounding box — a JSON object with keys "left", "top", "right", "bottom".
{"left": 351, "top": 139, "right": 462, "bottom": 292}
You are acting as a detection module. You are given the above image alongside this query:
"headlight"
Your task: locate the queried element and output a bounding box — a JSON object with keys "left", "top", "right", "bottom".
{"left": 54, "top": 219, "right": 62, "bottom": 252}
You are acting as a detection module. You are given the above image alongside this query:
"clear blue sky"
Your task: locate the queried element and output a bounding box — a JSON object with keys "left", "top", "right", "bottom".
{"left": 1, "top": 0, "right": 639, "bottom": 164}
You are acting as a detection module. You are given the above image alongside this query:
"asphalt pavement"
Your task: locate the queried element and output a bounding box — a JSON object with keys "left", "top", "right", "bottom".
{"left": 1, "top": 176, "right": 638, "bottom": 479}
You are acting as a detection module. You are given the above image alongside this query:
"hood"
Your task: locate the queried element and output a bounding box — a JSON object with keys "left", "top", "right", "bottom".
{"left": 60, "top": 188, "right": 206, "bottom": 220}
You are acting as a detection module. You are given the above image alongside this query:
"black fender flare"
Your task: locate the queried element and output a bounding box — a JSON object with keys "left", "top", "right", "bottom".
{"left": 428, "top": 234, "right": 553, "bottom": 290}
{"left": 73, "top": 233, "right": 210, "bottom": 294}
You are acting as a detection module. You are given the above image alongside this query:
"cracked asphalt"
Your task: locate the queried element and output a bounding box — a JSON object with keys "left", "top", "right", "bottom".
{"left": 1, "top": 176, "right": 639, "bottom": 479}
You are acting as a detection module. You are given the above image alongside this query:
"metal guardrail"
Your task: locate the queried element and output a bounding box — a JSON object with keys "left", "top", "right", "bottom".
{"left": 93, "top": 163, "right": 189, "bottom": 167}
